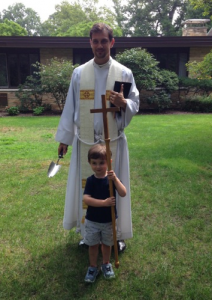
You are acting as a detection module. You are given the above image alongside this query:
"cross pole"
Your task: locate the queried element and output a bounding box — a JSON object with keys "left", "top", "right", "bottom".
{"left": 90, "top": 95, "right": 120, "bottom": 269}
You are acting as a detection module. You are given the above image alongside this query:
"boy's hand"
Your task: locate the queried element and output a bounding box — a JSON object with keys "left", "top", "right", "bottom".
{"left": 107, "top": 170, "right": 117, "bottom": 182}
{"left": 104, "top": 196, "right": 116, "bottom": 206}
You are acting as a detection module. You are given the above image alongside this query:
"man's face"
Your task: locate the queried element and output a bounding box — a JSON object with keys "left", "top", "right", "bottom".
{"left": 90, "top": 30, "right": 115, "bottom": 64}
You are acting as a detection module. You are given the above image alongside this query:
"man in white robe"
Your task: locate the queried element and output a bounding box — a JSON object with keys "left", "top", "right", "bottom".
{"left": 55, "top": 23, "right": 139, "bottom": 248}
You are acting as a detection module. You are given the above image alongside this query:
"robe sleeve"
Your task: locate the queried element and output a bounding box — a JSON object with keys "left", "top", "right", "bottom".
{"left": 118, "top": 69, "right": 140, "bottom": 129}
{"left": 55, "top": 69, "right": 79, "bottom": 146}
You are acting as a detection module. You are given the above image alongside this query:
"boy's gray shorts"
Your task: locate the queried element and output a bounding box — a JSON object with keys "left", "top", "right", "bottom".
{"left": 84, "top": 219, "right": 114, "bottom": 246}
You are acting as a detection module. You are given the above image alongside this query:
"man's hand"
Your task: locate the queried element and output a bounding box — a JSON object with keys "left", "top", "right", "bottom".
{"left": 58, "top": 143, "right": 68, "bottom": 156}
{"left": 109, "top": 84, "right": 127, "bottom": 111}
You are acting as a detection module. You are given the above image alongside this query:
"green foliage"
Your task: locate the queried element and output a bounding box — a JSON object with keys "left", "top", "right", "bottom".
{"left": 15, "top": 74, "right": 43, "bottom": 112}
{"left": 5, "top": 106, "right": 20, "bottom": 116}
{"left": 186, "top": 50, "right": 212, "bottom": 79}
{"left": 1, "top": 3, "right": 41, "bottom": 36}
{"left": 182, "top": 95, "right": 212, "bottom": 112}
{"left": 39, "top": 0, "right": 120, "bottom": 37}
{"left": 113, "top": 0, "right": 188, "bottom": 36}
{"left": 157, "top": 69, "right": 179, "bottom": 93}
{"left": 147, "top": 71, "right": 179, "bottom": 112}
{"left": 38, "top": 58, "right": 77, "bottom": 111}
{"left": 116, "top": 48, "right": 160, "bottom": 90}
{"left": 0, "top": 19, "right": 27, "bottom": 36}
{"left": 116, "top": 48, "right": 179, "bottom": 111}
{"left": 33, "top": 106, "right": 45, "bottom": 116}
{"left": 16, "top": 58, "right": 77, "bottom": 112}
{"left": 179, "top": 76, "right": 199, "bottom": 89}
{"left": 184, "top": 3, "right": 212, "bottom": 29}
{"left": 179, "top": 76, "right": 212, "bottom": 96}
{"left": 147, "top": 91, "right": 172, "bottom": 112}
{"left": 60, "top": 21, "right": 122, "bottom": 37}
{"left": 189, "top": 0, "right": 212, "bottom": 19}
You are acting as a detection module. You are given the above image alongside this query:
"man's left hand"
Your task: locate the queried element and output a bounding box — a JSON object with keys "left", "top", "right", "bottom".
{"left": 109, "top": 84, "right": 127, "bottom": 111}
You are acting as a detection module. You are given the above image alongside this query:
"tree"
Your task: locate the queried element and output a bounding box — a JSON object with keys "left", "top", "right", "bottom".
{"left": 0, "top": 19, "right": 27, "bottom": 36}
{"left": 1, "top": 3, "right": 41, "bottom": 36}
{"left": 60, "top": 21, "right": 122, "bottom": 37}
{"left": 39, "top": 0, "right": 121, "bottom": 37}
{"left": 112, "top": 0, "right": 189, "bottom": 36}
{"left": 189, "top": 0, "right": 212, "bottom": 19}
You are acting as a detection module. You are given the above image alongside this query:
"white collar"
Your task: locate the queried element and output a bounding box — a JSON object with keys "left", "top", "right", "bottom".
{"left": 93, "top": 57, "right": 112, "bottom": 69}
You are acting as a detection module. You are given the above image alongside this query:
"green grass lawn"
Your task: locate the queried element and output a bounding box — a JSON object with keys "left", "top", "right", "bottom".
{"left": 0, "top": 114, "right": 212, "bottom": 300}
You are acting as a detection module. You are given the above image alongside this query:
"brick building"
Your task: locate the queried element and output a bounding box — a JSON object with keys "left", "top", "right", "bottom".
{"left": 0, "top": 19, "right": 212, "bottom": 110}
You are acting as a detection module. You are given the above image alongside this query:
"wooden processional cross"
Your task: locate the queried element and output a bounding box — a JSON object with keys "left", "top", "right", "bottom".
{"left": 90, "top": 95, "right": 120, "bottom": 269}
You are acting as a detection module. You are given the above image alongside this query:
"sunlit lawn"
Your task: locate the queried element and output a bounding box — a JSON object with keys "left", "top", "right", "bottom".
{"left": 0, "top": 113, "right": 212, "bottom": 300}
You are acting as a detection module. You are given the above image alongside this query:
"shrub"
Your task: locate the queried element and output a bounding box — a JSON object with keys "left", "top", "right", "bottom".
{"left": 116, "top": 48, "right": 161, "bottom": 91}
{"left": 5, "top": 106, "right": 19, "bottom": 116}
{"left": 33, "top": 106, "right": 45, "bottom": 116}
{"left": 38, "top": 59, "right": 78, "bottom": 112}
{"left": 182, "top": 95, "right": 212, "bottom": 113}
{"left": 147, "top": 91, "right": 172, "bottom": 112}
{"left": 179, "top": 77, "right": 212, "bottom": 96}
{"left": 116, "top": 48, "right": 179, "bottom": 112}
{"left": 15, "top": 74, "right": 43, "bottom": 113}
{"left": 15, "top": 58, "right": 77, "bottom": 113}
{"left": 158, "top": 69, "right": 179, "bottom": 93}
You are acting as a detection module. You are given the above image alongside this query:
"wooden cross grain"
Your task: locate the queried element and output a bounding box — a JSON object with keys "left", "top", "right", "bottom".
{"left": 90, "top": 95, "right": 120, "bottom": 269}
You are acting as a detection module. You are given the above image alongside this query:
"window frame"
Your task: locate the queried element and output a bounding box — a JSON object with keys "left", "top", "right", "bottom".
{"left": 147, "top": 47, "right": 189, "bottom": 77}
{"left": 0, "top": 48, "right": 40, "bottom": 88}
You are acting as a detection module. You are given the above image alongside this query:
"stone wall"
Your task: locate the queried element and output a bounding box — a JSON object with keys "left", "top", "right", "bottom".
{"left": 0, "top": 91, "right": 61, "bottom": 111}
{"left": 0, "top": 90, "right": 18, "bottom": 109}
{"left": 189, "top": 47, "right": 212, "bottom": 64}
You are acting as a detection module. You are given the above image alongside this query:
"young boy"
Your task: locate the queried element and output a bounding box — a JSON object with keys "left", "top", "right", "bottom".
{"left": 83, "top": 143, "right": 127, "bottom": 283}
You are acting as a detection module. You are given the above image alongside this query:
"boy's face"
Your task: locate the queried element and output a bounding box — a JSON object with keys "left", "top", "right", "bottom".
{"left": 89, "top": 158, "right": 107, "bottom": 178}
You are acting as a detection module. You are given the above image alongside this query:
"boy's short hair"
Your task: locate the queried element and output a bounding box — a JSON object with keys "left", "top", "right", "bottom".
{"left": 88, "top": 144, "right": 111, "bottom": 162}
{"left": 90, "top": 23, "right": 113, "bottom": 41}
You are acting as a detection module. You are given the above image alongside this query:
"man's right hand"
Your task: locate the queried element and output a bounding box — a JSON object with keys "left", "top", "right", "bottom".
{"left": 58, "top": 143, "right": 68, "bottom": 156}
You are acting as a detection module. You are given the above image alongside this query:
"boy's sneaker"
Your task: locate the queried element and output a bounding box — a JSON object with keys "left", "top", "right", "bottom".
{"left": 84, "top": 266, "right": 99, "bottom": 283}
{"left": 101, "top": 263, "right": 115, "bottom": 279}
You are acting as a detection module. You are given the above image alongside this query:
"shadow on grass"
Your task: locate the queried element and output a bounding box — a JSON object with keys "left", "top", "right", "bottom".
{"left": 2, "top": 237, "right": 106, "bottom": 300}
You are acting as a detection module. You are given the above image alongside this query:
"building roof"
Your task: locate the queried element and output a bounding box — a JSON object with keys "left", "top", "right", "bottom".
{"left": 1, "top": 36, "right": 212, "bottom": 49}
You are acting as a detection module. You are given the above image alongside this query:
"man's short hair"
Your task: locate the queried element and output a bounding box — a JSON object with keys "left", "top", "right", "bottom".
{"left": 90, "top": 23, "right": 113, "bottom": 41}
{"left": 88, "top": 143, "right": 112, "bottom": 162}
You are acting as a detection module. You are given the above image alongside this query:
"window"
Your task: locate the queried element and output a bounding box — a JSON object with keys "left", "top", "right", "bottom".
{"left": 0, "top": 49, "right": 39, "bottom": 88}
{"left": 0, "top": 54, "right": 8, "bottom": 87}
{"left": 147, "top": 48, "right": 189, "bottom": 77}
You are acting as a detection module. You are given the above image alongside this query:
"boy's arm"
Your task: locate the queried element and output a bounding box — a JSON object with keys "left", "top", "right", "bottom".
{"left": 107, "top": 171, "right": 127, "bottom": 197}
{"left": 83, "top": 194, "right": 116, "bottom": 207}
